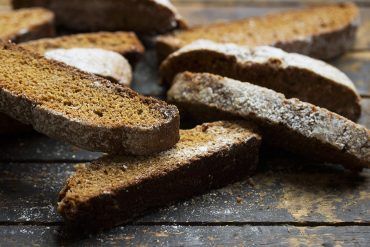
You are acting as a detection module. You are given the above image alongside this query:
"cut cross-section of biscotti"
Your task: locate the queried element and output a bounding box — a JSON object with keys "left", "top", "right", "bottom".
{"left": 58, "top": 121, "right": 261, "bottom": 229}
{"left": 0, "top": 42, "right": 179, "bottom": 155}
{"left": 45, "top": 48, "right": 132, "bottom": 86}
{"left": 160, "top": 40, "right": 361, "bottom": 121}
{"left": 20, "top": 32, "right": 145, "bottom": 65}
{"left": 13, "top": 0, "right": 187, "bottom": 34}
{"left": 168, "top": 72, "right": 370, "bottom": 171}
{"left": 156, "top": 3, "right": 359, "bottom": 61}
{"left": 0, "top": 7, "right": 55, "bottom": 43}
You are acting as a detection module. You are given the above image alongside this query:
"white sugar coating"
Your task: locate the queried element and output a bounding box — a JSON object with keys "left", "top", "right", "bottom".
{"left": 45, "top": 48, "right": 132, "bottom": 85}
{"left": 171, "top": 39, "right": 357, "bottom": 91}
{"left": 169, "top": 72, "right": 370, "bottom": 167}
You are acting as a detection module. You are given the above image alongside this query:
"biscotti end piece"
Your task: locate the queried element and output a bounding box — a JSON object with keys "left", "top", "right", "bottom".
{"left": 168, "top": 72, "right": 370, "bottom": 171}
{"left": 156, "top": 3, "right": 358, "bottom": 61}
{"left": 0, "top": 7, "right": 55, "bottom": 43}
{"left": 45, "top": 48, "right": 133, "bottom": 86}
{"left": 13, "top": 0, "right": 187, "bottom": 34}
{"left": 160, "top": 40, "right": 361, "bottom": 121}
{"left": 0, "top": 41, "right": 179, "bottom": 155}
{"left": 20, "top": 32, "right": 145, "bottom": 65}
{"left": 58, "top": 121, "right": 261, "bottom": 229}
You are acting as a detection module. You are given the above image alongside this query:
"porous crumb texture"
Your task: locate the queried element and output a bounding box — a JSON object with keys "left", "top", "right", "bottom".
{"left": 0, "top": 7, "right": 55, "bottom": 42}
{"left": 58, "top": 121, "right": 261, "bottom": 227}
{"left": 0, "top": 42, "right": 179, "bottom": 154}
{"left": 13, "top": 0, "right": 187, "bottom": 34}
{"left": 168, "top": 72, "right": 370, "bottom": 170}
{"left": 21, "top": 32, "right": 145, "bottom": 58}
{"left": 157, "top": 3, "right": 358, "bottom": 60}
{"left": 160, "top": 40, "right": 361, "bottom": 121}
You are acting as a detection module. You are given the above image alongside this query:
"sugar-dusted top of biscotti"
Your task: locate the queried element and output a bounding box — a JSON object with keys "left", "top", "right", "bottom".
{"left": 168, "top": 39, "right": 357, "bottom": 91}
{"left": 60, "top": 121, "right": 260, "bottom": 199}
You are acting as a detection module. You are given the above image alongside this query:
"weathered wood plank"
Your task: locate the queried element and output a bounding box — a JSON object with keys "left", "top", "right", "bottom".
{"left": 173, "top": 1, "right": 370, "bottom": 7}
{"left": 1, "top": 225, "right": 369, "bottom": 246}
{"left": 1, "top": 158, "right": 368, "bottom": 224}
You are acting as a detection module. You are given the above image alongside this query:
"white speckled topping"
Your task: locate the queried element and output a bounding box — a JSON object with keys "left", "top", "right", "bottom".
{"left": 171, "top": 40, "right": 356, "bottom": 91}
{"left": 45, "top": 48, "right": 132, "bottom": 85}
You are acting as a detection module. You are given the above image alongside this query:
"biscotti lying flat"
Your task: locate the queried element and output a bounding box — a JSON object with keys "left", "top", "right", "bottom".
{"left": 58, "top": 121, "right": 261, "bottom": 229}
{"left": 161, "top": 40, "right": 361, "bottom": 121}
{"left": 168, "top": 72, "right": 370, "bottom": 171}
{"left": 45, "top": 48, "right": 132, "bottom": 86}
{"left": 0, "top": 7, "right": 55, "bottom": 43}
{"left": 13, "top": 0, "right": 186, "bottom": 34}
{"left": 0, "top": 42, "right": 179, "bottom": 154}
{"left": 21, "top": 32, "right": 144, "bottom": 64}
{"left": 156, "top": 3, "right": 359, "bottom": 61}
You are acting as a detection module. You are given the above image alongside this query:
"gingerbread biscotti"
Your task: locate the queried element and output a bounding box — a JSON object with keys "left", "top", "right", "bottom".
{"left": 21, "top": 32, "right": 145, "bottom": 65}
{"left": 58, "top": 121, "right": 261, "bottom": 229}
{"left": 156, "top": 3, "right": 359, "bottom": 61}
{"left": 168, "top": 72, "right": 370, "bottom": 171}
{"left": 0, "top": 42, "right": 179, "bottom": 155}
{"left": 0, "top": 7, "right": 55, "bottom": 43}
{"left": 13, "top": 0, "right": 186, "bottom": 34}
{"left": 160, "top": 40, "right": 361, "bottom": 121}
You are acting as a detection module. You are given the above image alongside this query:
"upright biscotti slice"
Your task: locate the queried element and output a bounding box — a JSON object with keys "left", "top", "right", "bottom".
{"left": 45, "top": 48, "right": 133, "bottom": 86}
{"left": 58, "top": 121, "right": 261, "bottom": 229}
{"left": 13, "top": 0, "right": 186, "bottom": 34}
{"left": 160, "top": 40, "right": 361, "bottom": 121}
{"left": 156, "top": 3, "right": 359, "bottom": 61}
{"left": 168, "top": 72, "right": 370, "bottom": 171}
{"left": 0, "top": 42, "right": 179, "bottom": 155}
{"left": 0, "top": 7, "right": 55, "bottom": 43}
{"left": 21, "top": 32, "right": 145, "bottom": 64}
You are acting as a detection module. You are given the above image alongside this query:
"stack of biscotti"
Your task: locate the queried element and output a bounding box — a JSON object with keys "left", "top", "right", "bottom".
{"left": 0, "top": 41, "right": 179, "bottom": 155}
{"left": 58, "top": 121, "right": 261, "bottom": 229}
{"left": 160, "top": 40, "right": 361, "bottom": 121}
{"left": 168, "top": 72, "right": 370, "bottom": 171}
{"left": 12, "top": 0, "right": 187, "bottom": 34}
{"left": 0, "top": 7, "right": 55, "bottom": 43}
{"left": 156, "top": 3, "right": 359, "bottom": 61}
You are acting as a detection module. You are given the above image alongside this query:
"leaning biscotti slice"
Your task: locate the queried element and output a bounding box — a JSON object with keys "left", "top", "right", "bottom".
{"left": 156, "top": 3, "right": 359, "bottom": 61}
{"left": 160, "top": 40, "right": 361, "bottom": 121}
{"left": 13, "top": 0, "right": 186, "bottom": 34}
{"left": 0, "top": 7, "right": 55, "bottom": 43}
{"left": 0, "top": 42, "right": 179, "bottom": 155}
{"left": 58, "top": 121, "right": 261, "bottom": 229}
{"left": 168, "top": 72, "right": 370, "bottom": 171}
{"left": 21, "top": 32, "right": 145, "bottom": 65}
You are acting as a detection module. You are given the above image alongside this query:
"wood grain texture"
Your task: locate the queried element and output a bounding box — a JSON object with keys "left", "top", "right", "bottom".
{"left": 1, "top": 225, "right": 369, "bottom": 246}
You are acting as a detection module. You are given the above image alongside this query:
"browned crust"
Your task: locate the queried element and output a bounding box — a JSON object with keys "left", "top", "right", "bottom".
{"left": 156, "top": 3, "right": 359, "bottom": 61}
{"left": 57, "top": 122, "right": 261, "bottom": 229}
{"left": 0, "top": 41, "right": 180, "bottom": 155}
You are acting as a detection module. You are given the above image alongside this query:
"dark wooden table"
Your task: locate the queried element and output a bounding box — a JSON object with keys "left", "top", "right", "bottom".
{"left": 1, "top": 0, "right": 370, "bottom": 245}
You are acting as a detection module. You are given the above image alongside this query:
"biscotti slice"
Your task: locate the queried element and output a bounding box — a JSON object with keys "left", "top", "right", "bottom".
{"left": 160, "top": 40, "right": 361, "bottom": 121}
{"left": 156, "top": 3, "right": 359, "bottom": 61}
{"left": 168, "top": 72, "right": 370, "bottom": 171}
{"left": 0, "top": 7, "right": 55, "bottom": 43}
{"left": 13, "top": 0, "right": 186, "bottom": 34}
{"left": 0, "top": 42, "right": 179, "bottom": 155}
{"left": 21, "top": 32, "right": 144, "bottom": 65}
{"left": 58, "top": 121, "right": 261, "bottom": 229}
{"left": 45, "top": 48, "right": 132, "bottom": 86}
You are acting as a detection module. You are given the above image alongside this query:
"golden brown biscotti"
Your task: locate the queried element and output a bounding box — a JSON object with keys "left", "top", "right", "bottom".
{"left": 168, "top": 72, "right": 370, "bottom": 171}
{"left": 21, "top": 32, "right": 145, "bottom": 65}
{"left": 58, "top": 121, "right": 261, "bottom": 229}
{"left": 45, "top": 48, "right": 133, "bottom": 86}
{"left": 160, "top": 40, "right": 361, "bottom": 121}
{"left": 156, "top": 3, "right": 359, "bottom": 61}
{"left": 0, "top": 7, "right": 55, "bottom": 43}
{"left": 0, "top": 42, "right": 180, "bottom": 155}
{"left": 13, "top": 0, "right": 187, "bottom": 34}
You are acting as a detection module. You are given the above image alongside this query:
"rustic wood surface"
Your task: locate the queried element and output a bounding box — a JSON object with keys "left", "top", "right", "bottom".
{"left": 0, "top": 0, "right": 369, "bottom": 246}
